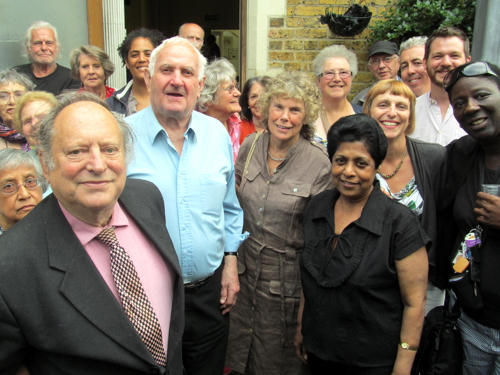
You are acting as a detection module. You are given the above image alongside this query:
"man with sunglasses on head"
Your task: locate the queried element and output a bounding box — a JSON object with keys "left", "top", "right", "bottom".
{"left": 352, "top": 40, "right": 401, "bottom": 107}
{"left": 412, "top": 27, "right": 471, "bottom": 146}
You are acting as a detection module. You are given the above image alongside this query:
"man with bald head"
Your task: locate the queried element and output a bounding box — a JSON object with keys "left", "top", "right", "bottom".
{"left": 0, "top": 92, "right": 183, "bottom": 375}
{"left": 178, "top": 23, "right": 204, "bottom": 51}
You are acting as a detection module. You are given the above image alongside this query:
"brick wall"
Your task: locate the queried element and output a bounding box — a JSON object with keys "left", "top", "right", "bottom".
{"left": 268, "top": 0, "right": 398, "bottom": 100}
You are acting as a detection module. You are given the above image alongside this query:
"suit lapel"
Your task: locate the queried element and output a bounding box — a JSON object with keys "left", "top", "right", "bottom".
{"left": 43, "top": 195, "right": 155, "bottom": 365}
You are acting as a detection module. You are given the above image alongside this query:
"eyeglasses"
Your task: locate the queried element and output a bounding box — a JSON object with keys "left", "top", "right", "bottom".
{"left": 368, "top": 56, "right": 398, "bottom": 66}
{"left": 0, "top": 90, "right": 26, "bottom": 104}
{"left": 219, "top": 83, "right": 240, "bottom": 94}
{"left": 443, "top": 62, "right": 499, "bottom": 92}
{"left": 1, "top": 178, "right": 41, "bottom": 195}
{"left": 320, "top": 70, "right": 352, "bottom": 80}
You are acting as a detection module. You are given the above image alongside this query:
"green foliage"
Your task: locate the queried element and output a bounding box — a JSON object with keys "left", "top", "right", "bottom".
{"left": 369, "top": 0, "right": 476, "bottom": 43}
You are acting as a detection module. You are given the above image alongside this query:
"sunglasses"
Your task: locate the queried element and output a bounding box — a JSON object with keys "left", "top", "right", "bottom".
{"left": 443, "top": 62, "right": 499, "bottom": 92}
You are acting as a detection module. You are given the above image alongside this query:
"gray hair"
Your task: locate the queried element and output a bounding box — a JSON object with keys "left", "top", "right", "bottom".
{"left": 38, "top": 91, "right": 135, "bottom": 170}
{"left": 69, "top": 45, "right": 115, "bottom": 82}
{"left": 0, "top": 148, "right": 42, "bottom": 177}
{"left": 313, "top": 44, "right": 358, "bottom": 78}
{"left": 148, "top": 36, "right": 207, "bottom": 80}
{"left": 399, "top": 36, "right": 428, "bottom": 55}
{"left": 196, "top": 58, "right": 236, "bottom": 113}
{"left": 23, "top": 21, "right": 60, "bottom": 58}
{"left": 0, "top": 69, "right": 35, "bottom": 91}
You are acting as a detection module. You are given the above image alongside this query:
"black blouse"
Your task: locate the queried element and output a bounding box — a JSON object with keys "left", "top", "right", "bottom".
{"left": 300, "top": 186, "right": 430, "bottom": 367}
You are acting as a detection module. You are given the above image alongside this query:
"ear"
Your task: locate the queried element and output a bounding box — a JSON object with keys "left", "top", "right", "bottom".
{"left": 125, "top": 58, "right": 130, "bottom": 71}
{"left": 197, "top": 76, "right": 206, "bottom": 99}
{"left": 144, "top": 69, "right": 151, "bottom": 92}
{"left": 466, "top": 55, "right": 472, "bottom": 63}
{"left": 38, "top": 151, "right": 50, "bottom": 183}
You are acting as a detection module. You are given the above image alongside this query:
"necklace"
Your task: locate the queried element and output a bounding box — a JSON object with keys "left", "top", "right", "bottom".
{"left": 378, "top": 149, "right": 408, "bottom": 179}
{"left": 267, "top": 150, "right": 286, "bottom": 162}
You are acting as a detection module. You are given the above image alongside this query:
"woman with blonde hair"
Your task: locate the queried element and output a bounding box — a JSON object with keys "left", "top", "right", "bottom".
{"left": 364, "top": 79, "right": 447, "bottom": 311}
{"left": 226, "top": 71, "right": 333, "bottom": 375}
{"left": 14, "top": 91, "right": 57, "bottom": 148}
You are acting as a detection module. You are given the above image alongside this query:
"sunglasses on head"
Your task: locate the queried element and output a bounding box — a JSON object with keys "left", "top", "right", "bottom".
{"left": 444, "top": 62, "right": 499, "bottom": 92}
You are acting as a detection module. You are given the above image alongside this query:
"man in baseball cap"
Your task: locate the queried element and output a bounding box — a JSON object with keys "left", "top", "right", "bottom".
{"left": 352, "top": 40, "right": 401, "bottom": 106}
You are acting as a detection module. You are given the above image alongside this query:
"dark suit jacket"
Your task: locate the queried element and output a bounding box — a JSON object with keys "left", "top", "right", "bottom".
{"left": 0, "top": 179, "right": 184, "bottom": 375}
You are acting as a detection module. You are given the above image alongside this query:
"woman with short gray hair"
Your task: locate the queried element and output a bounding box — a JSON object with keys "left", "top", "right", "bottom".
{"left": 70, "top": 45, "right": 115, "bottom": 100}
{"left": 0, "top": 69, "right": 34, "bottom": 150}
{"left": 0, "top": 148, "right": 43, "bottom": 234}
{"left": 312, "top": 44, "right": 362, "bottom": 142}
{"left": 196, "top": 58, "right": 242, "bottom": 160}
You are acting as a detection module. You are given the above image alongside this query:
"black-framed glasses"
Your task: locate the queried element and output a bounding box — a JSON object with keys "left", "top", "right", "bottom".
{"left": 1, "top": 178, "right": 41, "bottom": 195}
{"left": 320, "top": 70, "right": 352, "bottom": 80}
{"left": 444, "top": 62, "right": 499, "bottom": 92}
{"left": 219, "top": 82, "right": 240, "bottom": 94}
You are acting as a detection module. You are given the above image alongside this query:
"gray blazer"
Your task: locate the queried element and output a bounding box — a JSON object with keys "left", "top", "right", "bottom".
{"left": 0, "top": 178, "right": 184, "bottom": 375}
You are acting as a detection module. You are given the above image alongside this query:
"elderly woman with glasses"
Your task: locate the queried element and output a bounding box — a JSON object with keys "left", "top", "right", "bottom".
{"left": 70, "top": 45, "right": 116, "bottom": 100}
{"left": 226, "top": 71, "right": 333, "bottom": 375}
{"left": 443, "top": 61, "right": 500, "bottom": 375}
{"left": 0, "top": 69, "right": 34, "bottom": 151}
{"left": 0, "top": 149, "right": 43, "bottom": 234}
{"left": 295, "top": 114, "right": 428, "bottom": 374}
{"left": 196, "top": 58, "right": 242, "bottom": 160}
{"left": 312, "top": 45, "right": 362, "bottom": 142}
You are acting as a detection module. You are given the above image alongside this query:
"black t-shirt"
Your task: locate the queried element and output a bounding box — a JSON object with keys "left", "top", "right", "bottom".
{"left": 14, "top": 63, "right": 80, "bottom": 95}
{"left": 300, "top": 187, "right": 430, "bottom": 367}
{"left": 453, "top": 158, "right": 500, "bottom": 329}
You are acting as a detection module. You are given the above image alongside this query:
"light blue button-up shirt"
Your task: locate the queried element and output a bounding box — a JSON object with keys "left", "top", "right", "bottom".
{"left": 126, "top": 107, "right": 248, "bottom": 282}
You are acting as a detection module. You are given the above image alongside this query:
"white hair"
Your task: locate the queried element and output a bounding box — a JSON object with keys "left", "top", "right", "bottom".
{"left": 23, "top": 21, "right": 60, "bottom": 58}
{"left": 148, "top": 36, "right": 206, "bottom": 81}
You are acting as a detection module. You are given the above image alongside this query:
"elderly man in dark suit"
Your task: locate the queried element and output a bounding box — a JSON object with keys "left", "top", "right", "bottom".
{"left": 0, "top": 92, "right": 183, "bottom": 375}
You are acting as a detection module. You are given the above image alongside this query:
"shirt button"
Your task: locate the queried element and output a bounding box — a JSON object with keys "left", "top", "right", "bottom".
{"left": 293, "top": 188, "right": 298, "bottom": 192}
{"left": 250, "top": 318, "right": 254, "bottom": 323}
{"left": 259, "top": 207, "right": 263, "bottom": 212}
{"left": 262, "top": 194, "right": 266, "bottom": 198}
{"left": 289, "top": 290, "right": 293, "bottom": 294}
{"left": 252, "top": 306, "right": 255, "bottom": 311}
{"left": 267, "top": 180, "right": 270, "bottom": 184}
{"left": 249, "top": 328, "right": 253, "bottom": 332}
{"left": 256, "top": 221, "right": 261, "bottom": 226}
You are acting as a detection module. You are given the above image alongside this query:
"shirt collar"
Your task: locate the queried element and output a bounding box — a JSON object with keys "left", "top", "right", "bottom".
{"left": 310, "top": 182, "right": 385, "bottom": 236}
{"left": 59, "top": 201, "right": 129, "bottom": 246}
{"left": 148, "top": 107, "right": 202, "bottom": 145}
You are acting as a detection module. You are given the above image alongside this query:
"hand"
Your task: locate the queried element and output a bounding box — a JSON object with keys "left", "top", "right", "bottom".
{"left": 475, "top": 192, "right": 500, "bottom": 229}
{"left": 294, "top": 326, "right": 308, "bottom": 364}
{"left": 220, "top": 255, "right": 239, "bottom": 315}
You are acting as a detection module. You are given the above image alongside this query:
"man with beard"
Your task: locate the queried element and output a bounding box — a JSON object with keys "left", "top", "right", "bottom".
{"left": 14, "top": 21, "right": 80, "bottom": 95}
{"left": 412, "top": 27, "right": 470, "bottom": 145}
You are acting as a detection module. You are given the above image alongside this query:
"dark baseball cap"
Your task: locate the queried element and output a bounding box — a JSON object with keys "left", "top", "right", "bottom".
{"left": 369, "top": 41, "right": 399, "bottom": 57}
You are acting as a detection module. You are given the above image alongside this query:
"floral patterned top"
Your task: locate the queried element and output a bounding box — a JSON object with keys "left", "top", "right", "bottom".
{"left": 376, "top": 174, "right": 424, "bottom": 217}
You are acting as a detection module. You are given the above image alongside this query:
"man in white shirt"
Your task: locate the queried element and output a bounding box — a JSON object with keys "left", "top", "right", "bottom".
{"left": 412, "top": 27, "right": 471, "bottom": 145}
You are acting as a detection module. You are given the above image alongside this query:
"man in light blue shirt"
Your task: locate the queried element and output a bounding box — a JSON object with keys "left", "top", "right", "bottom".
{"left": 126, "top": 36, "right": 248, "bottom": 375}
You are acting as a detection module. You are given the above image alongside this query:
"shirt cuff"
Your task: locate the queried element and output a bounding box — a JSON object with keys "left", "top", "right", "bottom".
{"left": 225, "top": 231, "right": 250, "bottom": 253}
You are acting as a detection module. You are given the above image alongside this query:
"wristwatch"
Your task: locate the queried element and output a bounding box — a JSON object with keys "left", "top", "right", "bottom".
{"left": 224, "top": 252, "right": 238, "bottom": 257}
{"left": 400, "top": 342, "right": 418, "bottom": 351}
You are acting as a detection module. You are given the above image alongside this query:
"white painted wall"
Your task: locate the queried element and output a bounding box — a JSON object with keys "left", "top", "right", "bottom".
{"left": 0, "top": 0, "right": 88, "bottom": 70}
{"left": 246, "top": 0, "right": 286, "bottom": 78}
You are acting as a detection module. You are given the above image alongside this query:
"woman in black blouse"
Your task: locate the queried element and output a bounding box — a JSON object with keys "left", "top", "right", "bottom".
{"left": 444, "top": 61, "right": 500, "bottom": 375}
{"left": 294, "top": 114, "right": 429, "bottom": 375}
